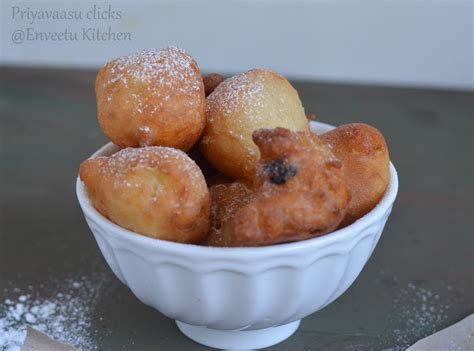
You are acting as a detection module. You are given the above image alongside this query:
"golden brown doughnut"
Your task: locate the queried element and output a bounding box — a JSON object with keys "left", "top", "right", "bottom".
{"left": 202, "top": 181, "right": 255, "bottom": 247}
{"left": 95, "top": 47, "right": 205, "bottom": 150}
{"left": 203, "top": 73, "right": 225, "bottom": 96}
{"left": 200, "top": 69, "right": 309, "bottom": 181}
{"left": 217, "top": 128, "right": 350, "bottom": 247}
{"left": 79, "top": 147, "right": 211, "bottom": 243}
{"left": 319, "top": 123, "right": 390, "bottom": 226}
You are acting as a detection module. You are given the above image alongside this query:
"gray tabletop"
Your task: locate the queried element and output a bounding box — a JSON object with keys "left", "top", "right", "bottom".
{"left": 1, "top": 67, "right": 473, "bottom": 350}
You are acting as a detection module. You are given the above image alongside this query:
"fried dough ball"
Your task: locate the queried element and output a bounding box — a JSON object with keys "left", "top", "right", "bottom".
{"left": 216, "top": 128, "right": 350, "bottom": 247}
{"left": 202, "top": 181, "right": 255, "bottom": 247}
{"left": 96, "top": 47, "right": 205, "bottom": 150}
{"left": 320, "top": 123, "right": 390, "bottom": 226}
{"left": 79, "top": 147, "right": 211, "bottom": 243}
{"left": 203, "top": 73, "right": 225, "bottom": 96}
{"left": 200, "top": 69, "right": 309, "bottom": 181}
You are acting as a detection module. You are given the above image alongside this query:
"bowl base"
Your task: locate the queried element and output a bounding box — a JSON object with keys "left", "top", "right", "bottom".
{"left": 176, "top": 319, "right": 300, "bottom": 350}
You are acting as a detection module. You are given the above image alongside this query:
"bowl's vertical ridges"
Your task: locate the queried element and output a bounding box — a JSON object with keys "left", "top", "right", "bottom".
{"left": 75, "top": 121, "right": 398, "bottom": 332}
{"left": 205, "top": 270, "right": 262, "bottom": 330}
{"left": 87, "top": 218, "right": 127, "bottom": 285}
{"left": 192, "top": 269, "right": 245, "bottom": 328}
{"left": 148, "top": 262, "right": 192, "bottom": 320}
{"left": 87, "top": 219, "right": 393, "bottom": 329}
{"left": 324, "top": 237, "right": 371, "bottom": 308}
{"left": 287, "top": 252, "right": 348, "bottom": 323}
{"left": 244, "top": 266, "right": 304, "bottom": 330}
{"left": 87, "top": 215, "right": 393, "bottom": 330}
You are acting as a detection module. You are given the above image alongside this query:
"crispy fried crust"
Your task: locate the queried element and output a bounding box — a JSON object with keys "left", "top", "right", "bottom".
{"left": 202, "top": 181, "right": 255, "bottom": 247}
{"left": 79, "top": 147, "right": 211, "bottom": 243}
{"left": 200, "top": 69, "right": 309, "bottom": 181}
{"left": 95, "top": 47, "right": 205, "bottom": 151}
{"left": 319, "top": 123, "right": 390, "bottom": 226}
{"left": 217, "top": 128, "right": 350, "bottom": 247}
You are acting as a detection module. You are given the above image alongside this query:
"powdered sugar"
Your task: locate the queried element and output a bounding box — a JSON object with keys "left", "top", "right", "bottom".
{"left": 103, "top": 47, "right": 202, "bottom": 111}
{"left": 93, "top": 147, "right": 204, "bottom": 190}
{"left": 0, "top": 272, "right": 110, "bottom": 351}
{"left": 372, "top": 271, "right": 456, "bottom": 350}
{"left": 109, "top": 47, "right": 199, "bottom": 87}
{"left": 137, "top": 126, "right": 153, "bottom": 146}
{"left": 387, "top": 282, "right": 451, "bottom": 347}
{"left": 203, "top": 69, "right": 310, "bottom": 173}
{"left": 139, "top": 126, "right": 151, "bottom": 134}
{"left": 206, "top": 69, "right": 267, "bottom": 118}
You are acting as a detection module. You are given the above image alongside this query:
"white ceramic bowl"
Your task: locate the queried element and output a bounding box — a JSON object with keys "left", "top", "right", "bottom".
{"left": 76, "top": 121, "right": 398, "bottom": 350}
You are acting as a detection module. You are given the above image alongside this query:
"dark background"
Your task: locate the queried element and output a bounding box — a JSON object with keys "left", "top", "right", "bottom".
{"left": 1, "top": 67, "right": 473, "bottom": 350}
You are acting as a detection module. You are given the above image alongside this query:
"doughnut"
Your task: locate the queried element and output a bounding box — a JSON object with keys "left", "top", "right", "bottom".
{"left": 319, "top": 123, "right": 390, "bottom": 226}
{"left": 202, "top": 181, "right": 255, "bottom": 247}
{"left": 203, "top": 73, "right": 225, "bottom": 96}
{"left": 79, "top": 147, "right": 211, "bottom": 243}
{"left": 217, "top": 128, "right": 350, "bottom": 247}
{"left": 200, "top": 69, "right": 309, "bottom": 181}
{"left": 95, "top": 47, "right": 205, "bottom": 150}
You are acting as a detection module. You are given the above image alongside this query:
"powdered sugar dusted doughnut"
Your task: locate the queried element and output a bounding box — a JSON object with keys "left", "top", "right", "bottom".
{"left": 96, "top": 47, "right": 205, "bottom": 150}
{"left": 200, "top": 69, "right": 309, "bottom": 181}
{"left": 79, "top": 146, "right": 211, "bottom": 243}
